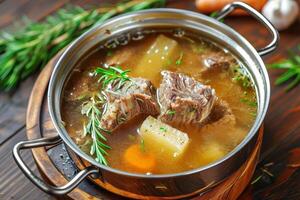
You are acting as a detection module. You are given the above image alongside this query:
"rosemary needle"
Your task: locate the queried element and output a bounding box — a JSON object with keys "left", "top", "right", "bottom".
{"left": 270, "top": 50, "right": 300, "bottom": 91}
{"left": 95, "top": 66, "right": 131, "bottom": 89}
{"left": 81, "top": 94, "right": 111, "bottom": 165}
{"left": 0, "top": 0, "right": 166, "bottom": 91}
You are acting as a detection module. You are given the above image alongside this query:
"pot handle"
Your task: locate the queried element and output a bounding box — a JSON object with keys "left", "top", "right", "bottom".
{"left": 13, "top": 136, "right": 99, "bottom": 195}
{"left": 215, "top": 1, "right": 279, "bottom": 57}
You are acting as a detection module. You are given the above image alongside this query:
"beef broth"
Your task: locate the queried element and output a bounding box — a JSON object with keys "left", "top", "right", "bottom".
{"left": 61, "top": 31, "right": 257, "bottom": 174}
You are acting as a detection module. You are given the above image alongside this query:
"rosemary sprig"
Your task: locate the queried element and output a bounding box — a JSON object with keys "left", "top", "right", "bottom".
{"left": 0, "top": 0, "right": 166, "bottom": 91}
{"left": 270, "top": 50, "right": 300, "bottom": 91}
{"left": 95, "top": 66, "right": 131, "bottom": 89}
{"left": 81, "top": 94, "right": 111, "bottom": 165}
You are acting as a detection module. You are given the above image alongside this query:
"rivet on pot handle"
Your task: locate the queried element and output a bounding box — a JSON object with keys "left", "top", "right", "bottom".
{"left": 215, "top": 1, "right": 279, "bottom": 57}
{"left": 13, "top": 136, "right": 100, "bottom": 195}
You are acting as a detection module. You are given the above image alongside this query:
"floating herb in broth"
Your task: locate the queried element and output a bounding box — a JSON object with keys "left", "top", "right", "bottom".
{"left": 80, "top": 66, "right": 132, "bottom": 165}
{"left": 94, "top": 66, "right": 131, "bottom": 89}
{"left": 61, "top": 30, "right": 258, "bottom": 174}
{"left": 231, "top": 65, "right": 254, "bottom": 89}
{"left": 81, "top": 94, "right": 110, "bottom": 165}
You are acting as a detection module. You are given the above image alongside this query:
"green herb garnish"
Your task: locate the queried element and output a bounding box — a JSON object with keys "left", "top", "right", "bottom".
{"left": 250, "top": 112, "right": 257, "bottom": 117}
{"left": 160, "top": 127, "right": 167, "bottom": 132}
{"left": 193, "top": 46, "right": 205, "bottom": 53}
{"left": 270, "top": 50, "right": 300, "bottom": 91}
{"left": 163, "top": 59, "right": 172, "bottom": 69}
{"left": 175, "top": 52, "right": 184, "bottom": 65}
{"left": 232, "top": 66, "right": 253, "bottom": 89}
{"left": 81, "top": 94, "right": 111, "bottom": 165}
{"left": 240, "top": 98, "right": 257, "bottom": 107}
{"left": 210, "top": 11, "right": 224, "bottom": 22}
{"left": 166, "top": 109, "right": 176, "bottom": 115}
{"left": 0, "top": 0, "right": 166, "bottom": 91}
{"left": 210, "top": 11, "right": 218, "bottom": 18}
{"left": 95, "top": 66, "right": 131, "bottom": 89}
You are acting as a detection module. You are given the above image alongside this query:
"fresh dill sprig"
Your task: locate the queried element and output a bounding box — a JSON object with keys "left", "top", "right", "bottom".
{"left": 270, "top": 50, "right": 300, "bottom": 91}
{"left": 0, "top": 0, "right": 166, "bottom": 91}
{"left": 95, "top": 66, "right": 131, "bottom": 89}
{"left": 81, "top": 94, "right": 111, "bottom": 165}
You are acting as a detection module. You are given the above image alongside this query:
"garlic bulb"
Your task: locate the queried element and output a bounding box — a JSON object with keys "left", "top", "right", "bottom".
{"left": 262, "top": 0, "right": 299, "bottom": 31}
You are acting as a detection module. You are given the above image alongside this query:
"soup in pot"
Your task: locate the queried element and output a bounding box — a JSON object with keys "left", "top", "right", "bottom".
{"left": 61, "top": 30, "right": 257, "bottom": 174}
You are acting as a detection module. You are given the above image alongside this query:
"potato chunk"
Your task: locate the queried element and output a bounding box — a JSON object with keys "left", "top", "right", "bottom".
{"left": 140, "top": 116, "right": 189, "bottom": 158}
{"left": 133, "top": 34, "right": 180, "bottom": 83}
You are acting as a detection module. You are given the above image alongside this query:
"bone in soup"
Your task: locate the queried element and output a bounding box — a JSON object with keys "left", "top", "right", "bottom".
{"left": 62, "top": 30, "right": 257, "bottom": 174}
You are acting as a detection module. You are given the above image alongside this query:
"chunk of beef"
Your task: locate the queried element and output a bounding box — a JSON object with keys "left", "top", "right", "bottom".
{"left": 158, "top": 71, "right": 217, "bottom": 125}
{"left": 207, "top": 100, "right": 236, "bottom": 126}
{"left": 202, "top": 52, "right": 236, "bottom": 74}
{"left": 100, "top": 78, "right": 160, "bottom": 131}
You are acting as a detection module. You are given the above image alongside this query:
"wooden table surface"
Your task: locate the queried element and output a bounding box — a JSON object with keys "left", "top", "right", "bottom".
{"left": 0, "top": 0, "right": 300, "bottom": 200}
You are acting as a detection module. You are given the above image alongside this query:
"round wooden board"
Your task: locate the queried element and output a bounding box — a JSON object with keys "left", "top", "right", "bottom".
{"left": 26, "top": 54, "right": 264, "bottom": 200}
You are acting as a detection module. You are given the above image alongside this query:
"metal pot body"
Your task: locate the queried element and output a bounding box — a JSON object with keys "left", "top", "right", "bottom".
{"left": 14, "top": 2, "right": 278, "bottom": 199}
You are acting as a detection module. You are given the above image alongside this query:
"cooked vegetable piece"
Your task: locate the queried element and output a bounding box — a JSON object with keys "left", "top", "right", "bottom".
{"left": 140, "top": 116, "right": 189, "bottom": 158}
{"left": 124, "top": 144, "right": 156, "bottom": 172}
{"left": 196, "top": 0, "right": 267, "bottom": 15}
{"left": 133, "top": 34, "right": 180, "bottom": 83}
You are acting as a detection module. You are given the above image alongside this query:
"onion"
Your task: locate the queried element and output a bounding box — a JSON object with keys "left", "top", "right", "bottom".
{"left": 262, "top": 0, "right": 299, "bottom": 31}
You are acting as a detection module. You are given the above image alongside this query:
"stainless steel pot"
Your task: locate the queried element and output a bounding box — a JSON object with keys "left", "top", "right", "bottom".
{"left": 13, "top": 2, "right": 279, "bottom": 199}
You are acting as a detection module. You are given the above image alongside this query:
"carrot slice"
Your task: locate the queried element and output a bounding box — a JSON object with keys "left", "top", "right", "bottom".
{"left": 124, "top": 144, "right": 156, "bottom": 172}
{"left": 195, "top": 0, "right": 267, "bottom": 15}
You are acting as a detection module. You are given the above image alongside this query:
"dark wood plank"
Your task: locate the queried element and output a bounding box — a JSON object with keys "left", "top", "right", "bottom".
{"left": 0, "top": 128, "right": 54, "bottom": 200}
{"left": 0, "top": 0, "right": 85, "bottom": 145}
{"left": 226, "top": 11, "right": 300, "bottom": 200}
{"left": 0, "top": 75, "right": 37, "bottom": 145}
{"left": 0, "top": 0, "right": 71, "bottom": 144}
{"left": 0, "top": 0, "right": 68, "bottom": 28}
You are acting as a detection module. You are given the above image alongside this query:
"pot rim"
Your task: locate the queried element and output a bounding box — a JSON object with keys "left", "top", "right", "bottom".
{"left": 48, "top": 8, "right": 270, "bottom": 179}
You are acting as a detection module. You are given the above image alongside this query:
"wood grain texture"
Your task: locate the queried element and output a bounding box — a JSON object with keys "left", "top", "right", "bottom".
{"left": 0, "top": 128, "right": 53, "bottom": 200}
{"left": 1, "top": 0, "right": 300, "bottom": 199}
